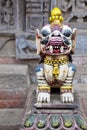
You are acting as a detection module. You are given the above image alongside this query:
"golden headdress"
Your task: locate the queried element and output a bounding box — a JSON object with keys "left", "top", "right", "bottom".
{"left": 49, "top": 7, "right": 64, "bottom": 25}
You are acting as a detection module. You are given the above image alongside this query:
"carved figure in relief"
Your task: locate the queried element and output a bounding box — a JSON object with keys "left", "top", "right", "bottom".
{"left": 59, "top": 0, "right": 87, "bottom": 22}
{"left": 36, "top": 7, "right": 77, "bottom": 103}
{"left": 71, "top": 0, "right": 87, "bottom": 22}
{"left": 16, "top": 35, "right": 36, "bottom": 54}
{"left": 58, "top": 0, "right": 73, "bottom": 22}
{"left": 1, "top": 0, "right": 14, "bottom": 25}
{"left": 59, "top": 0, "right": 72, "bottom": 12}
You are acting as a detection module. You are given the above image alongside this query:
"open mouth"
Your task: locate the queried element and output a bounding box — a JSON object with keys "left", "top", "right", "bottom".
{"left": 45, "top": 45, "right": 68, "bottom": 53}
{"left": 43, "top": 37, "right": 70, "bottom": 55}
{"left": 44, "top": 45, "right": 69, "bottom": 55}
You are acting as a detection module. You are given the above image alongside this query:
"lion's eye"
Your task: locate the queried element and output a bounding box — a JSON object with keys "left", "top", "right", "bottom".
{"left": 41, "top": 37, "right": 49, "bottom": 45}
{"left": 41, "top": 29, "right": 49, "bottom": 45}
{"left": 63, "top": 30, "right": 72, "bottom": 37}
{"left": 41, "top": 30, "right": 50, "bottom": 37}
{"left": 63, "top": 37, "right": 72, "bottom": 46}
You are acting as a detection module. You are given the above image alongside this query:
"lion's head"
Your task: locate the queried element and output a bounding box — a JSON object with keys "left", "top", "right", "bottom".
{"left": 36, "top": 7, "right": 77, "bottom": 57}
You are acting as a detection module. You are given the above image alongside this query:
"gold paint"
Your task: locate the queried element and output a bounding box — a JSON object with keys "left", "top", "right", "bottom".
{"left": 44, "top": 56, "right": 68, "bottom": 66}
{"left": 38, "top": 86, "right": 50, "bottom": 90}
{"left": 61, "top": 86, "right": 72, "bottom": 90}
{"left": 52, "top": 64, "right": 60, "bottom": 78}
{"left": 49, "top": 7, "right": 64, "bottom": 24}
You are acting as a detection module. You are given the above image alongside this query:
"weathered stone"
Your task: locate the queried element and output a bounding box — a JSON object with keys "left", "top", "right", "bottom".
{"left": 74, "top": 83, "right": 87, "bottom": 121}
{"left": 0, "top": 87, "right": 27, "bottom": 108}
{"left": 0, "top": 88, "right": 26, "bottom": 100}
{"left": 0, "top": 64, "right": 30, "bottom": 108}
{"left": 57, "top": 0, "right": 87, "bottom": 28}
{"left": 0, "top": 99, "right": 25, "bottom": 108}
{"left": 76, "top": 33, "right": 87, "bottom": 55}
{"left": 16, "top": 33, "right": 39, "bottom": 59}
{"left": 0, "top": 35, "right": 15, "bottom": 57}
{"left": 0, "top": 65, "right": 30, "bottom": 86}
{"left": 26, "top": 0, "right": 50, "bottom": 32}
{"left": 0, "top": 0, "right": 17, "bottom": 31}
{"left": 0, "top": 109, "right": 24, "bottom": 130}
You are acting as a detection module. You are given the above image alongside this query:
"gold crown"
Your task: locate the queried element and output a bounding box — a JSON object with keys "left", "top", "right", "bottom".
{"left": 49, "top": 7, "right": 64, "bottom": 24}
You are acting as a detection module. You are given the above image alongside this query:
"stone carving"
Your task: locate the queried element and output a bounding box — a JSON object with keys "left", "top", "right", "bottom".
{"left": 16, "top": 34, "right": 38, "bottom": 59}
{"left": 26, "top": 0, "right": 50, "bottom": 32}
{"left": 24, "top": 113, "right": 87, "bottom": 129}
{"left": 58, "top": 0, "right": 87, "bottom": 22}
{"left": 58, "top": 0, "right": 72, "bottom": 22}
{"left": 0, "top": 37, "right": 14, "bottom": 50}
{"left": 0, "top": 0, "right": 14, "bottom": 25}
{"left": 35, "top": 7, "right": 77, "bottom": 103}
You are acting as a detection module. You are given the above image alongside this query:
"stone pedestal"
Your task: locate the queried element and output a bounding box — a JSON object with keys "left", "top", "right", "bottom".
{"left": 20, "top": 84, "right": 87, "bottom": 130}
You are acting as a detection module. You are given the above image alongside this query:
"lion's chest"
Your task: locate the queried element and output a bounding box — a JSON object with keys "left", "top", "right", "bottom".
{"left": 44, "top": 56, "right": 69, "bottom": 84}
{"left": 44, "top": 64, "right": 68, "bottom": 82}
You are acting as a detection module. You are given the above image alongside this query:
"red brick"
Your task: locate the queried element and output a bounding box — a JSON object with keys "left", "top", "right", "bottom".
{"left": 0, "top": 99, "right": 25, "bottom": 108}
{"left": 0, "top": 57, "right": 19, "bottom": 64}
{"left": 0, "top": 88, "right": 27, "bottom": 100}
{"left": 0, "top": 88, "right": 27, "bottom": 108}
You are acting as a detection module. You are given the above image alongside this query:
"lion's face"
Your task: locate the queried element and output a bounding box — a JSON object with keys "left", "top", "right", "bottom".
{"left": 36, "top": 24, "right": 76, "bottom": 56}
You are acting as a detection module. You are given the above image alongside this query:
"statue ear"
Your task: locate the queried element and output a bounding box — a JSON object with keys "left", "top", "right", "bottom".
{"left": 36, "top": 29, "right": 41, "bottom": 54}
{"left": 71, "top": 28, "right": 77, "bottom": 54}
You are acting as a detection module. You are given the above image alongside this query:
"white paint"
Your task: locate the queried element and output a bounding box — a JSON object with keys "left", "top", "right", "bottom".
{"left": 44, "top": 64, "right": 53, "bottom": 82}
{"left": 68, "top": 67, "right": 74, "bottom": 77}
{"left": 37, "top": 92, "right": 50, "bottom": 103}
{"left": 58, "top": 64, "right": 68, "bottom": 81}
{"left": 61, "top": 92, "right": 74, "bottom": 103}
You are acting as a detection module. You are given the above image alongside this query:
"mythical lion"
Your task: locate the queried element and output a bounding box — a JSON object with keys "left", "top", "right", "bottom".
{"left": 35, "top": 7, "right": 77, "bottom": 103}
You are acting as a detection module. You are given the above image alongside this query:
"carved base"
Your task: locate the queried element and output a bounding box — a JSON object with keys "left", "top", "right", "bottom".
{"left": 34, "top": 102, "right": 78, "bottom": 109}
{"left": 21, "top": 113, "right": 87, "bottom": 130}
{"left": 20, "top": 87, "right": 87, "bottom": 130}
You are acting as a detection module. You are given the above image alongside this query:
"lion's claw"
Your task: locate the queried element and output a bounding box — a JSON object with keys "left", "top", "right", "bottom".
{"left": 37, "top": 92, "right": 50, "bottom": 103}
{"left": 61, "top": 93, "right": 74, "bottom": 103}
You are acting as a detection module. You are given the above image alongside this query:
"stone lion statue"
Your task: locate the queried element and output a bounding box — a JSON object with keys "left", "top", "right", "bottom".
{"left": 35, "top": 7, "right": 77, "bottom": 103}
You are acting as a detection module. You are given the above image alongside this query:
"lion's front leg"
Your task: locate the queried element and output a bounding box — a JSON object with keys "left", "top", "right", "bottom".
{"left": 36, "top": 64, "right": 50, "bottom": 103}
{"left": 60, "top": 63, "right": 76, "bottom": 103}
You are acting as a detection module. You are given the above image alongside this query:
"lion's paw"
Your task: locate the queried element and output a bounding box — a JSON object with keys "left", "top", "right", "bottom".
{"left": 61, "top": 93, "right": 74, "bottom": 103}
{"left": 37, "top": 92, "right": 50, "bottom": 103}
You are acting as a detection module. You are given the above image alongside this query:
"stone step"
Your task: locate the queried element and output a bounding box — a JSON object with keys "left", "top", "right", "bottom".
{"left": 0, "top": 64, "right": 30, "bottom": 89}
{"left": 0, "top": 108, "right": 24, "bottom": 130}
{"left": 0, "top": 64, "right": 30, "bottom": 108}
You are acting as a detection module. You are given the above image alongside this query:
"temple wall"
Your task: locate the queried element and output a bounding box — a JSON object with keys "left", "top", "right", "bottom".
{"left": 0, "top": 0, "right": 87, "bottom": 84}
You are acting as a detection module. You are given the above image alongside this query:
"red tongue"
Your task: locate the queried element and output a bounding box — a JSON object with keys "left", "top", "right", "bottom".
{"left": 53, "top": 49, "right": 60, "bottom": 53}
